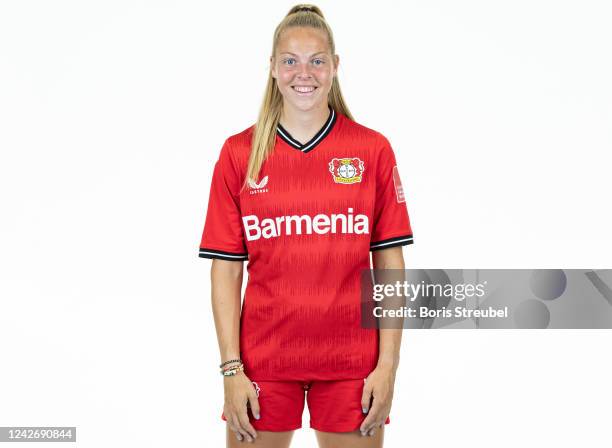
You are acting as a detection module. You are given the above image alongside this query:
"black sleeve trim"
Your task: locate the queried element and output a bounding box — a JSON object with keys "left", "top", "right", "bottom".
{"left": 369, "top": 234, "right": 414, "bottom": 251}
{"left": 198, "top": 247, "right": 248, "bottom": 261}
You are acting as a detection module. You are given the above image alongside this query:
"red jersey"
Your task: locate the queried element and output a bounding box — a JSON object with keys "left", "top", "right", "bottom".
{"left": 198, "top": 106, "right": 414, "bottom": 381}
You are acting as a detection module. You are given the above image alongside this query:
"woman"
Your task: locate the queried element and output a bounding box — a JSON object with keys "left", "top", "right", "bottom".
{"left": 198, "top": 4, "right": 414, "bottom": 447}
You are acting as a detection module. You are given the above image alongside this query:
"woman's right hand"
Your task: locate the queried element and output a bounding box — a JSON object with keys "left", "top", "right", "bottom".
{"left": 223, "top": 371, "right": 260, "bottom": 442}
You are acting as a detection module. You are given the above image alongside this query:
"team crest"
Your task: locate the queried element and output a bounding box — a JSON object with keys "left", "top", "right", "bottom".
{"left": 328, "top": 158, "right": 365, "bottom": 184}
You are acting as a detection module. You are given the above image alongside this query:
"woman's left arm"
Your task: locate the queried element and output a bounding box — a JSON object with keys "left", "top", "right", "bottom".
{"left": 360, "top": 246, "right": 405, "bottom": 437}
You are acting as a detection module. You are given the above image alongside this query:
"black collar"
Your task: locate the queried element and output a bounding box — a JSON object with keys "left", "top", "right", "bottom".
{"left": 277, "top": 106, "right": 337, "bottom": 153}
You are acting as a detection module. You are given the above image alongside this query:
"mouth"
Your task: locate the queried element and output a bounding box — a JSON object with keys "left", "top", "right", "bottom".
{"left": 291, "top": 86, "right": 317, "bottom": 95}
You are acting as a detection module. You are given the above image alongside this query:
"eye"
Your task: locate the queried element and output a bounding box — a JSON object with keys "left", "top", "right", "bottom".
{"left": 313, "top": 58, "right": 325, "bottom": 66}
{"left": 283, "top": 58, "right": 296, "bottom": 65}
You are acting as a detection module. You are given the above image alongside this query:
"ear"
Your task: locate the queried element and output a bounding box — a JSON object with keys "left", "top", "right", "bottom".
{"left": 333, "top": 54, "right": 340, "bottom": 77}
{"left": 270, "top": 56, "right": 277, "bottom": 79}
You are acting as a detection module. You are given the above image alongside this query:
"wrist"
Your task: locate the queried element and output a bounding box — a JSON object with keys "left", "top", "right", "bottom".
{"left": 219, "top": 357, "right": 242, "bottom": 368}
{"left": 376, "top": 354, "right": 400, "bottom": 372}
{"left": 220, "top": 352, "right": 241, "bottom": 362}
{"left": 223, "top": 370, "right": 246, "bottom": 379}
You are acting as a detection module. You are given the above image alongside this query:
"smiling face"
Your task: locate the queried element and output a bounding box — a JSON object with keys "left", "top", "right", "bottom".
{"left": 270, "top": 26, "right": 339, "bottom": 113}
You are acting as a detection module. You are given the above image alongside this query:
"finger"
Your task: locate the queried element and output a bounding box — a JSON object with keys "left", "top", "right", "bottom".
{"left": 225, "top": 413, "right": 238, "bottom": 433}
{"left": 360, "top": 414, "right": 376, "bottom": 435}
{"left": 369, "top": 417, "right": 386, "bottom": 435}
{"left": 360, "top": 382, "right": 373, "bottom": 414}
{"left": 227, "top": 413, "right": 243, "bottom": 439}
{"left": 226, "top": 420, "right": 242, "bottom": 442}
{"left": 237, "top": 409, "right": 258, "bottom": 441}
{"left": 229, "top": 413, "right": 250, "bottom": 442}
{"left": 360, "top": 399, "right": 383, "bottom": 433}
{"left": 361, "top": 418, "right": 379, "bottom": 437}
{"left": 228, "top": 422, "right": 242, "bottom": 440}
{"left": 248, "top": 393, "right": 261, "bottom": 420}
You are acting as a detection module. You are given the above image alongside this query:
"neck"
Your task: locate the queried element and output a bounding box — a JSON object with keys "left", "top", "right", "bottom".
{"left": 279, "top": 102, "right": 330, "bottom": 144}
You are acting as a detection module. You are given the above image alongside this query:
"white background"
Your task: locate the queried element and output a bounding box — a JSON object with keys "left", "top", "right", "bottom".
{"left": 1, "top": 1, "right": 611, "bottom": 447}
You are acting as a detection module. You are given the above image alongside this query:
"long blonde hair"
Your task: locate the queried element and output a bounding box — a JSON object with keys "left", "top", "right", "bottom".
{"left": 243, "top": 4, "right": 354, "bottom": 191}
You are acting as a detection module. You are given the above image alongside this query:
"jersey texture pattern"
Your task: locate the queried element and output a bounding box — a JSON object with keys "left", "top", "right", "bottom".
{"left": 198, "top": 107, "right": 414, "bottom": 381}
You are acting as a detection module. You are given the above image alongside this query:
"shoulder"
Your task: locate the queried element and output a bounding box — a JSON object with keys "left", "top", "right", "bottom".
{"left": 339, "top": 114, "right": 393, "bottom": 157}
{"left": 224, "top": 124, "right": 255, "bottom": 151}
{"left": 216, "top": 124, "right": 255, "bottom": 168}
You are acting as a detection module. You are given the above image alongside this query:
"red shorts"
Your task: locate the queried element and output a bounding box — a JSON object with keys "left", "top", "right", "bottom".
{"left": 221, "top": 378, "right": 391, "bottom": 433}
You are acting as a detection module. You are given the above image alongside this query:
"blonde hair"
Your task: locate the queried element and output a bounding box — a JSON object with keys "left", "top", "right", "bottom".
{"left": 243, "top": 4, "right": 354, "bottom": 191}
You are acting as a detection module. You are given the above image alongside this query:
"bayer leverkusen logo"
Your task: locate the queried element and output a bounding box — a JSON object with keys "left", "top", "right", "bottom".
{"left": 328, "top": 157, "right": 365, "bottom": 184}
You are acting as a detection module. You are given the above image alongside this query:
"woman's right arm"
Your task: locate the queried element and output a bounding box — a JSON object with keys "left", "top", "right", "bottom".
{"left": 210, "top": 259, "right": 260, "bottom": 443}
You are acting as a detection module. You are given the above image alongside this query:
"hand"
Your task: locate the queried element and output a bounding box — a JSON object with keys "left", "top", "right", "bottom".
{"left": 359, "top": 364, "right": 397, "bottom": 437}
{"left": 223, "top": 371, "right": 260, "bottom": 442}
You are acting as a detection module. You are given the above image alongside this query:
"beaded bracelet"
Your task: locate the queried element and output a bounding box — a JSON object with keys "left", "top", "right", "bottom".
{"left": 219, "top": 358, "right": 242, "bottom": 368}
{"left": 221, "top": 362, "right": 242, "bottom": 373}
{"left": 221, "top": 362, "right": 242, "bottom": 372}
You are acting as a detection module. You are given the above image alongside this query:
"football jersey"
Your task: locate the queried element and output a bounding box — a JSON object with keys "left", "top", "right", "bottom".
{"left": 198, "top": 105, "right": 414, "bottom": 381}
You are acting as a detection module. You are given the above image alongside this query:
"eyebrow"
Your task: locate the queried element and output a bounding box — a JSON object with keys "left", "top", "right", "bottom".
{"left": 279, "top": 52, "right": 328, "bottom": 57}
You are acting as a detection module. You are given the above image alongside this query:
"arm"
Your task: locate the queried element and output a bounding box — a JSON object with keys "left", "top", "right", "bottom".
{"left": 211, "top": 259, "right": 259, "bottom": 443}
{"left": 373, "top": 246, "right": 405, "bottom": 372}
{"left": 211, "top": 259, "right": 243, "bottom": 362}
{"left": 360, "top": 246, "right": 405, "bottom": 437}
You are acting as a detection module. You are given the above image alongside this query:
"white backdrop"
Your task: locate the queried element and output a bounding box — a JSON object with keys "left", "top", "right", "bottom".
{"left": 1, "top": 1, "right": 611, "bottom": 447}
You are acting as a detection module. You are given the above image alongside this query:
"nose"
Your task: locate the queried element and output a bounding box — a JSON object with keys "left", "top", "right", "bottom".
{"left": 296, "top": 64, "right": 313, "bottom": 79}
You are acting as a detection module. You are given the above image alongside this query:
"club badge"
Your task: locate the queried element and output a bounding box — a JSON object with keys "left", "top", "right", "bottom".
{"left": 328, "top": 157, "right": 365, "bottom": 184}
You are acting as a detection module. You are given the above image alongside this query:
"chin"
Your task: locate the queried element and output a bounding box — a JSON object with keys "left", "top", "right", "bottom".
{"left": 284, "top": 96, "right": 326, "bottom": 112}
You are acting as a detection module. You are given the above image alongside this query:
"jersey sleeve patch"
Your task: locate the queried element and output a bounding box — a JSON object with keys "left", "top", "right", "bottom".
{"left": 392, "top": 165, "right": 405, "bottom": 203}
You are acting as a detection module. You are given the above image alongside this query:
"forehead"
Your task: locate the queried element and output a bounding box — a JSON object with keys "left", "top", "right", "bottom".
{"left": 276, "top": 26, "right": 330, "bottom": 55}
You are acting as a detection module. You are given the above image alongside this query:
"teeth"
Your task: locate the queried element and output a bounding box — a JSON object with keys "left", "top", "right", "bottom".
{"left": 293, "top": 86, "right": 316, "bottom": 93}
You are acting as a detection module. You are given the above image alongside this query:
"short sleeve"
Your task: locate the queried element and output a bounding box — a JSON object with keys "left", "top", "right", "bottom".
{"left": 197, "top": 140, "right": 248, "bottom": 261}
{"left": 369, "top": 135, "right": 414, "bottom": 251}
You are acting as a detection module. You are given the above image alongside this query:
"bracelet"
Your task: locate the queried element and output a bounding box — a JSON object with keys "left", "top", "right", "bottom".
{"left": 221, "top": 363, "right": 243, "bottom": 372}
{"left": 219, "top": 358, "right": 242, "bottom": 368}
{"left": 221, "top": 364, "right": 244, "bottom": 376}
{"left": 220, "top": 362, "right": 243, "bottom": 373}
{"left": 221, "top": 362, "right": 243, "bottom": 372}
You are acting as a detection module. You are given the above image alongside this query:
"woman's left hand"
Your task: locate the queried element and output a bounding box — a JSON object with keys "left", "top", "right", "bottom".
{"left": 359, "top": 364, "right": 397, "bottom": 437}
